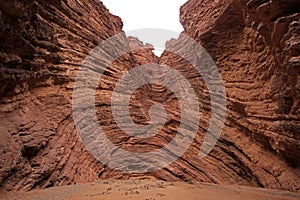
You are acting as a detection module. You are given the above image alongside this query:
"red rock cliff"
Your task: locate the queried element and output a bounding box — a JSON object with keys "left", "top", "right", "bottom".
{"left": 0, "top": 0, "right": 299, "bottom": 193}
{"left": 0, "top": 0, "right": 126, "bottom": 190}
{"left": 159, "top": 0, "right": 300, "bottom": 190}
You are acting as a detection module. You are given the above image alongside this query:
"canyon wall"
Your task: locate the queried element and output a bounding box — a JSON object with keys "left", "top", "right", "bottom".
{"left": 0, "top": 0, "right": 299, "bottom": 192}
{"left": 167, "top": 0, "right": 300, "bottom": 190}
{"left": 0, "top": 0, "right": 128, "bottom": 190}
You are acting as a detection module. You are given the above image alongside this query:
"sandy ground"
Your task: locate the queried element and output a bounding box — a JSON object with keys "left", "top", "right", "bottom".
{"left": 1, "top": 179, "right": 300, "bottom": 200}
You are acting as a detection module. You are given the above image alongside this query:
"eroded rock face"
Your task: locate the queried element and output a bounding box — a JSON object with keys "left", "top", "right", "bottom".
{"left": 0, "top": 0, "right": 299, "bottom": 193}
{"left": 166, "top": 0, "right": 300, "bottom": 190}
{"left": 0, "top": 0, "right": 127, "bottom": 190}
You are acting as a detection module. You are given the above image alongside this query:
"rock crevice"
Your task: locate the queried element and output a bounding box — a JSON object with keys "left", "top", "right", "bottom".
{"left": 0, "top": 0, "right": 299, "bottom": 192}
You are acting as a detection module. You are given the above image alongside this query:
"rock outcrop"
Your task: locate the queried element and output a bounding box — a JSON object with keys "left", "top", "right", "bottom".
{"left": 0, "top": 0, "right": 299, "bottom": 193}
{"left": 162, "top": 0, "right": 300, "bottom": 190}
{"left": 0, "top": 0, "right": 127, "bottom": 190}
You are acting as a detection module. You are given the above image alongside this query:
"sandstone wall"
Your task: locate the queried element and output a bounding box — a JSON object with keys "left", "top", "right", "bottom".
{"left": 0, "top": 0, "right": 299, "bottom": 192}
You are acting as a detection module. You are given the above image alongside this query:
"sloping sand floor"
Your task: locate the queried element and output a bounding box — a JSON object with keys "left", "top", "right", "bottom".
{"left": 1, "top": 179, "right": 300, "bottom": 200}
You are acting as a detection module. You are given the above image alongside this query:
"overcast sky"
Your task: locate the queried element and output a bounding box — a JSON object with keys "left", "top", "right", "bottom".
{"left": 101, "top": 0, "right": 187, "bottom": 32}
{"left": 101, "top": 0, "right": 187, "bottom": 55}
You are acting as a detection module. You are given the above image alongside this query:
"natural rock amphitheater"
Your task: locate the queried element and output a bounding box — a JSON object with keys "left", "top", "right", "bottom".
{"left": 0, "top": 0, "right": 299, "bottom": 199}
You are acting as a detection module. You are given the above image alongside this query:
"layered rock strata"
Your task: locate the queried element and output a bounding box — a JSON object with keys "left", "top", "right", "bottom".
{"left": 0, "top": 0, "right": 299, "bottom": 193}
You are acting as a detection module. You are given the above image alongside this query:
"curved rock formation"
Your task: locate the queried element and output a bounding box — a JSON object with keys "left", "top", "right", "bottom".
{"left": 0, "top": 0, "right": 299, "bottom": 193}
{"left": 154, "top": 0, "right": 300, "bottom": 191}
{"left": 0, "top": 0, "right": 126, "bottom": 190}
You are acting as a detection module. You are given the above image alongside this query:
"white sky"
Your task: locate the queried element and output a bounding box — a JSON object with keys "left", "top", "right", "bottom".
{"left": 101, "top": 0, "right": 186, "bottom": 31}
{"left": 101, "top": 0, "right": 187, "bottom": 55}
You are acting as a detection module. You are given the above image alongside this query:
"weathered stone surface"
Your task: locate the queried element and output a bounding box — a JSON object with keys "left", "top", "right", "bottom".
{"left": 0, "top": 0, "right": 126, "bottom": 191}
{"left": 0, "top": 0, "right": 299, "bottom": 193}
{"left": 128, "top": 36, "right": 158, "bottom": 64}
{"left": 166, "top": 0, "right": 300, "bottom": 191}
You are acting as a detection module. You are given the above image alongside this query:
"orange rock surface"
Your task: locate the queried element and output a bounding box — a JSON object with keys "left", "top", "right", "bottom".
{"left": 0, "top": 0, "right": 299, "bottom": 194}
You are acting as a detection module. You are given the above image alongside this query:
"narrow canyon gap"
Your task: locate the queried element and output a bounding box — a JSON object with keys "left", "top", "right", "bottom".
{"left": 0, "top": 0, "right": 299, "bottom": 193}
